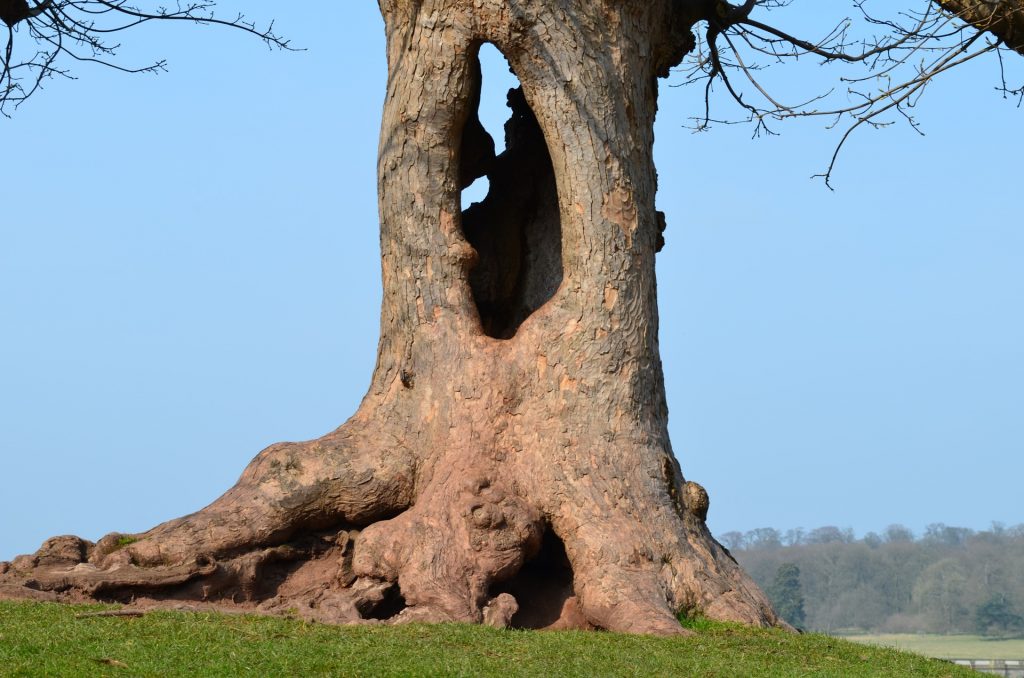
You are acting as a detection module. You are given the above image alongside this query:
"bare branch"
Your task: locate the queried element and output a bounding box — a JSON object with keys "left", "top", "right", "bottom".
{"left": 671, "top": 0, "right": 1024, "bottom": 186}
{"left": 0, "top": 0, "right": 293, "bottom": 114}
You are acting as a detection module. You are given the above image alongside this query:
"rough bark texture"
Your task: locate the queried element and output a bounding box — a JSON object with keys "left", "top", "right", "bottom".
{"left": 1, "top": 0, "right": 781, "bottom": 635}
{"left": 936, "top": 0, "right": 1024, "bottom": 54}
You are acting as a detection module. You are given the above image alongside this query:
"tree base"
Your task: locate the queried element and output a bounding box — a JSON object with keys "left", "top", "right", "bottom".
{"left": 0, "top": 530, "right": 629, "bottom": 631}
{"left": 0, "top": 415, "right": 782, "bottom": 636}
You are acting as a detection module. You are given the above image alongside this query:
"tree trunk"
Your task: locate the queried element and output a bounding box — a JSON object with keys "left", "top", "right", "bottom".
{"left": 0, "top": 0, "right": 780, "bottom": 635}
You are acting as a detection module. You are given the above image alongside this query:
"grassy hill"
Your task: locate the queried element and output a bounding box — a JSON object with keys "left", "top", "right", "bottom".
{"left": 0, "top": 601, "right": 972, "bottom": 677}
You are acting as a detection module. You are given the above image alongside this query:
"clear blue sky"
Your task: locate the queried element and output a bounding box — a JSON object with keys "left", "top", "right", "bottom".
{"left": 2, "top": 2, "right": 1021, "bottom": 560}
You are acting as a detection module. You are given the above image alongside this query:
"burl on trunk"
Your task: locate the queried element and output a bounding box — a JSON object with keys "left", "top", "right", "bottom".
{"left": 0, "top": 0, "right": 780, "bottom": 635}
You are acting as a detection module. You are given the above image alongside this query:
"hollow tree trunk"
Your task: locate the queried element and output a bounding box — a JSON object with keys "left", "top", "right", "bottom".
{"left": 0, "top": 0, "right": 780, "bottom": 635}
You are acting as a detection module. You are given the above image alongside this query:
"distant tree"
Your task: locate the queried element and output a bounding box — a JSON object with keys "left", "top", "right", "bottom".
{"left": 732, "top": 523, "right": 1024, "bottom": 633}
{"left": 719, "top": 531, "right": 746, "bottom": 552}
{"left": 913, "top": 558, "right": 971, "bottom": 633}
{"left": 745, "top": 528, "right": 783, "bottom": 550}
{"left": 975, "top": 596, "right": 1024, "bottom": 637}
{"left": 923, "top": 523, "right": 973, "bottom": 547}
{"left": 806, "top": 526, "right": 853, "bottom": 545}
{"left": 783, "top": 529, "right": 806, "bottom": 547}
{"left": 768, "top": 563, "right": 806, "bottom": 629}
{"left": 885, "top": 525, "right": 916, "bottom": 543}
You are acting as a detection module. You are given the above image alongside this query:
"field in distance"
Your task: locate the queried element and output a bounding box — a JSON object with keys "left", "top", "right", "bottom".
{"left": 845, "top": 634, "right": 1024, "bottom": 660}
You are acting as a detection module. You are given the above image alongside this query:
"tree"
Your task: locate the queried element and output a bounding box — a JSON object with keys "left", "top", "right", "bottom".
{"left": 923, "top": 523, "right": 972, "bottom": 547}
{"left": 731, "top": 524, "right": 1024, "bottom": 633}
{"left": 1, "top": 0, "right": 1021, "bottom": 636}
{"left": 975, "top": 595, "right": 1024, "bottom": 636}
{"left": 913, "top": 558, "right": 971, "bottom": 632}
{"left": 806, "top": 527, "right": 853, "bottom": 545}
{"left": 768, "top": 563, "right": 806, "bottom": 629}
{"left": 745, "top": 528, "right": 783, "bottom": 550}
{"left": 885, "top": 525, "right": 916, "bottom": 544}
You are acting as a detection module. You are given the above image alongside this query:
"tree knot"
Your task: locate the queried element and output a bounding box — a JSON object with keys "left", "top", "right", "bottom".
{"left": 683, "top": 481, "right": 710, "bottom": 522}
{"left": 469, "top": 502, "right": 506, "bottom": 529}
{"left": 400, "top": 369, "right": 415, "bottom": 389}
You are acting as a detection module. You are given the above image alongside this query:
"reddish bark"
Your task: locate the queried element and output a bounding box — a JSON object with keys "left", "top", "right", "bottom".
{"left": 1, "top": 0, "right": 782, "bottom": 635}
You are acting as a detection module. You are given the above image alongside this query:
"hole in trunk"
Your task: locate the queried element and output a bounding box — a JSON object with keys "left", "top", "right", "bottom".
{"left": 489, "top": 528, "right": 577, "bottom": 629}
{"left": 461, "top": 176, "right": 490, "bottom": 211}
{"left": 362, "top": 582, "right": 407, "bottom": 620}
{"left": 459, "top": 43, "right": 563, "bottom": 340}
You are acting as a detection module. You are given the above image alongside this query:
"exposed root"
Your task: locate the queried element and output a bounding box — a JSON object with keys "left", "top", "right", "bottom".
{"left": 0, "top": 419, "right": 422, "bottom": 624}
{"left": 94, "top": 424, "right": 415, "bottom": 570}
{"left": 353, "top": 473, "right": 544, "bottom": 624}
{"left": 0, "top": 423, "right": 779, "bottom": 635}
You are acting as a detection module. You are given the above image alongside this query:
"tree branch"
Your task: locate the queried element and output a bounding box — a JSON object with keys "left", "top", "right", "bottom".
{"left": 935, "top": 0, "right": 1024, "bottom": 54}
{"left": 667, "top": 0, "right": 1023, "bottom": 186}
{"left": 1, "top": 1, "right": 293, "bottom": 115}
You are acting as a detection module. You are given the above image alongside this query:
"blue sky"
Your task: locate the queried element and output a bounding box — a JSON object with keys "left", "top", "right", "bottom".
{"left": 1, "top": 2, "right": 1021, "bottom": 560}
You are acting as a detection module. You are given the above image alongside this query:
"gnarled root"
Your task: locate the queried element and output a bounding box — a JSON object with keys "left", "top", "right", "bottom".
{"left": 0, "top": 420, "right": 417, "bottom": 622}
{"left": 353, "top": 472, "right": 544, "bottom": 624}
{"left": 103, "top": 422, "right": 415, "bottom": 569}
{"left": 0, "top": 426, "right": 780, "bottom": 635}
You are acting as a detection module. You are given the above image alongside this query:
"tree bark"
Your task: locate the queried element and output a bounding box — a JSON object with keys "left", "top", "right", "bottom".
{"left": 935, "top": 0, "right": 1024, "bottom": 55}
{"left": 0, "top": 0, "right": 780, "bottom": 635}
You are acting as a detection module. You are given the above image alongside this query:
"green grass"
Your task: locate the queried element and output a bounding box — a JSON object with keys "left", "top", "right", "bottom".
{"left": 113, "top": 536, "right": 138, "bottom": 549}
{"left": 0, "top": 601, "right": 972, "bottom": 677}
{"left": 844, "top": 633, "right": 1024, "bottom": 660}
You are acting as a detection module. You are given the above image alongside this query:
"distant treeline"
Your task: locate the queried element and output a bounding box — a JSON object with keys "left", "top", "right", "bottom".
{"left": 725, "top": 523, "right": 1024, "bottom": 635}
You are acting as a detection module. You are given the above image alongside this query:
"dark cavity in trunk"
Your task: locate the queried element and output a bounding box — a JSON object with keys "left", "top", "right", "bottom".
{"left": 459, "top": 44, "right": 563, "bottom": 340}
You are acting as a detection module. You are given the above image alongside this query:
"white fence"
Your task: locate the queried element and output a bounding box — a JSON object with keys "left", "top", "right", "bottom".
{"left": 951, "top": 659, "right": 1024, "bottom": 677}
